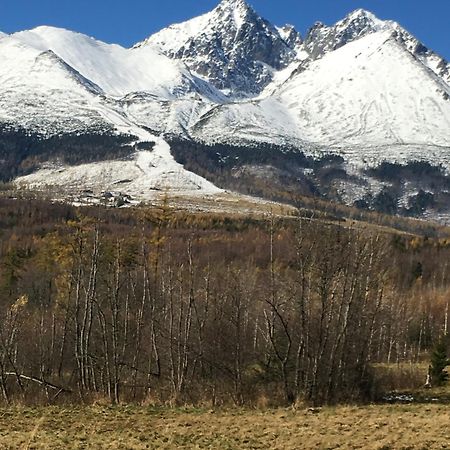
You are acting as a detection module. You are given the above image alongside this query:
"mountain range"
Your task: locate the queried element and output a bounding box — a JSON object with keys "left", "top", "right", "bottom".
{"left": 0, "top": 0, "right": 449, "bottom": 220}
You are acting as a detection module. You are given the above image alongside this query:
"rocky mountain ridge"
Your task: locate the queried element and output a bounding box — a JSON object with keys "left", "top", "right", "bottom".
{"left": 0, "top": 0, "right": 449, "bottom": 221}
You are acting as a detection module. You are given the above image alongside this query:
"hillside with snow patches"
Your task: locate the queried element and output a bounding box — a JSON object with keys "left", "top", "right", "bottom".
{"left": 0, "top": 0, "right": 449, "bottom": 219}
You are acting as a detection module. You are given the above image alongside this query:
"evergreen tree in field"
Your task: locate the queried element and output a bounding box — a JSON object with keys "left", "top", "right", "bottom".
{"left": 430, "top": 334, "right": 450, "bottom": 386}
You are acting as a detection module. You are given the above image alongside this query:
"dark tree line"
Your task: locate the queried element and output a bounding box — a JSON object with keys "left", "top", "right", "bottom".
{"left": 169, "top": 137, "right": 450, "bottom": 220}
{"left": 0, "top": 123, "right": 137, "bottom": 182}
{"left": 168, "top": 136, "right": 348, "bottom": 200}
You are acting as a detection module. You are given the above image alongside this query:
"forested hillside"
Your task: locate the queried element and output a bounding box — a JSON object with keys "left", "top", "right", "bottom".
{"left": 169, "top": 138, "right": 450, "bottom": 219}
{"left": 0, "top": 199, "right": 449, "bottom": 406}
{"left": 0, "top": 124, "right": 136, "bottom": 182}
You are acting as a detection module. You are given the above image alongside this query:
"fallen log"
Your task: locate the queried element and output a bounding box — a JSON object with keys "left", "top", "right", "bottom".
{"left": 4, "top": 372, "right": 72, "bottom": 393}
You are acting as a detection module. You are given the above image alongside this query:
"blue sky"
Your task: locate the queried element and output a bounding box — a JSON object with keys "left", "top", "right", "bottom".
{"left": 2, "top": 0, "right": 449, "bottom": 59}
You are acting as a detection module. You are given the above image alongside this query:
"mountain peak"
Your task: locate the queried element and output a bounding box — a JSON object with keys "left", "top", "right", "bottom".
{"left": 304, "top": 9, "right": 387, "bottom": 59}
{"left": 302, "top": 9, "right": 449, "bottom": 86}
{"left": 18, "top": 25, "right": 93, "bottom": 40}
{"left": 139, "top": 0, "right": 296, "bottom": 96}
{"left": 212, "top": 0, "right": 257, "bottom": 29}
{"left": 12, "top": 25, "right": 113, "bottom": 55}
{"left": 217, "top": 0, "right": 251, "bottom": 9}
{"left": 277, "top": 24, "right": 303, "bottom": 47}
{"left": 338, "top": 8, "right": 385, "bottom": 31}
{"left": 346, "top": 9, "right": 380, "bottom": 22}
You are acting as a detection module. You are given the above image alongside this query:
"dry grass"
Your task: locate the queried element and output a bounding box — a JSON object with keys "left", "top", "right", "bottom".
{"left": 0, "top": 404, "right": 449, "bottom": 449}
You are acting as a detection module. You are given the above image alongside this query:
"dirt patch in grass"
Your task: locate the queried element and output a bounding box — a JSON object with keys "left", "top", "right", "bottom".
{"left": 0, "top": 404, "right": 449, "bottom": 449}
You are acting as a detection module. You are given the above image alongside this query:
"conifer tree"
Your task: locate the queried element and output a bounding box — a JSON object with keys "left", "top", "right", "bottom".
{"left": 430, "top": 335, "right": 449, "bottom": 386}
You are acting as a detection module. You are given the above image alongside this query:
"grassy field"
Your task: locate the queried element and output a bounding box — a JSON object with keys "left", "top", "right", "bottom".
{"left": 1, "top": 404, "right": 450, "bottom": 449}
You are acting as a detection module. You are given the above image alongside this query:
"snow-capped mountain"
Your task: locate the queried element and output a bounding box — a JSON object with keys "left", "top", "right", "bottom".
{"left": 303, "top": 9, "right": 450, "bottom": 85}
{"left": 0, "top": 36, "right": 107, "bottom": 134}
{"left": 0, "top": 27, "right": 215, "bottom": 136}
{"left": 137, "top": 0, "right": 298, "bottom": 96}
{"left": 281, "top": 31, "right": 450, "bottom": 151}
{"left": 0, "top": 0, "right": 449, "bottom": 220}
{"left": 0, "top": 28, "right": 225, "bottom": 196}
{"left": 10, "top": 26, "right": 223, "bottom": 100}
{"left": 193, "top": 30, "right": 450, "bottom": 160}
{"left": 304, "top": 9, "right": 390, "bottom": 58}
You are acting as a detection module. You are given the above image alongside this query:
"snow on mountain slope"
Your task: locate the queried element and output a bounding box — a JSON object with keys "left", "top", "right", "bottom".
{"left": 10, "top": 26, "right": 221, "bottom": 100}
{"left": 304, "top": 9, "right": 449, "bottom": 87}
{"left": 16, "top": 136, "right": 222, "bottom": 199}
{"left": 191, "top": 30, "right": 450, "bottom": 168}
{"left": 2, "top": 1, "right": 449, "bottom": 214}
{"left": 304, "top": 9, "right": 387, "bottom": 58}
{"left": 0, "top": 33, "right": 224, "bottom": 198}
{"left": 277, "top": 31, "right": 450, "bottom": 154}
{"left": 138, "top": 0, "right": 296, "bottom": 96}
{"left": 190, "top": 97, "right": 302, "bottom": 147}
{"left": 0, "top": 37, "right": 109, "bottom": 134}
{"left": 389, "top": 23, "right": 450, "bottom": 86}
{"left": 0, "top": 27, "right": 227, "bottom": 137}
{"left": 14, "top": 105, "right": 222, "bottom": 198}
